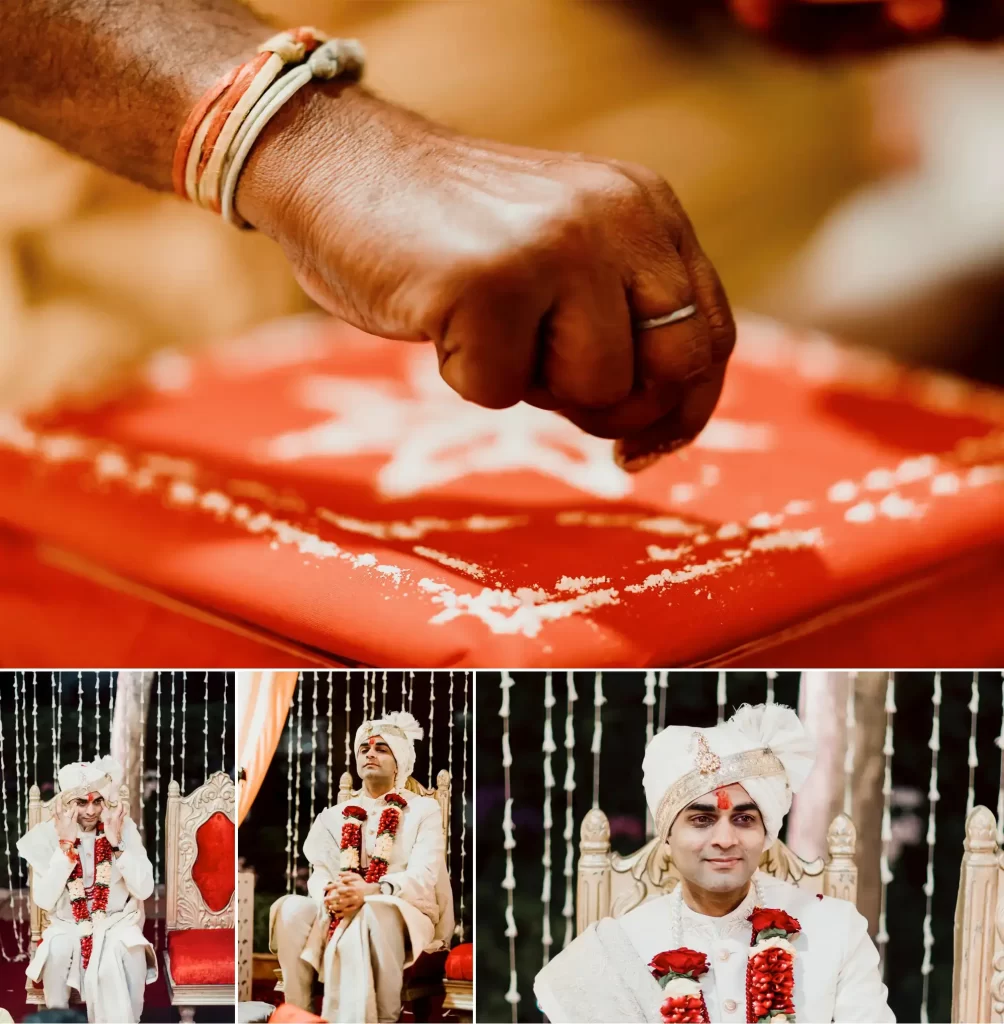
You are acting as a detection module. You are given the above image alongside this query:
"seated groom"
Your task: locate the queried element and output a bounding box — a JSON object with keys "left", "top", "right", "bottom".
{"left": 535, "top": 703, "right": 895, "bottom": 1023}
{"left": 271, "top": 711, "right": 454, "bottom": 1023}
{"left": 17, "top": 755, "right": 156, "bottom": 1024}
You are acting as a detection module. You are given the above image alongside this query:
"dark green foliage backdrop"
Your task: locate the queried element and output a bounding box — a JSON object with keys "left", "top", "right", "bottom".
{"left": 476, "top": 671, "right": 1003, "bottom": 1024}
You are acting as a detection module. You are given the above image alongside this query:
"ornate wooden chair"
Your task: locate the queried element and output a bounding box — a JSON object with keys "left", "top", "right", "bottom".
{"left": 273, "top": 769, "right": 455, "bottom": 1016}
{"left": 952, "top": 804, "right": 1004, "bottom": 1024}
{"left": 163, "top": 770, "right": 236, "bottom": 1023}
{"left": 576, "top": 806, "right": 859, "bottom": 931}
{"left": 24, "top": 783, "right": 131, "bottom": 1006}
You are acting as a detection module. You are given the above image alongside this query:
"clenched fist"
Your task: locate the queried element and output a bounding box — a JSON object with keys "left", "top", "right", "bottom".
{"left": 236, "top": 84, "right": 736, "bottom": 469}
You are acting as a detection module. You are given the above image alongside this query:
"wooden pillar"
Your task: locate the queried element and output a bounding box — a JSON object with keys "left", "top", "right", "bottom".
{"left": 951, "top": 805, "right": 1000, "bottom": 1023}
{"left": 576, "top": 808, "right": 611, "bottom": 935}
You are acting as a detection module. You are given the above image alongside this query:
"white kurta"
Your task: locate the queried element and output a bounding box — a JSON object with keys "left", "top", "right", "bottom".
{"left": 17, "top": 817, "right": 157, "bottom": 1024}
{"left": 535, "top": 872, "right": 895, "bottom": 1023}
{"left": 270, "top": 788, "right": 454, "bottom": 1023}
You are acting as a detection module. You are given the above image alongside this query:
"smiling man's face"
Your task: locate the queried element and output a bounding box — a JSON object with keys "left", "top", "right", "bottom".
{"left": 666, "top": 782, "right": 765, "bottom": 892}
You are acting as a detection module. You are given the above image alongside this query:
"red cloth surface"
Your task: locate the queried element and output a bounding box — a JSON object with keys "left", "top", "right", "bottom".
{"left": 269, "top": 1003, "right": 326, "bottom": 1023}
{"left": 446, "top": 942, "right": 473, "bottom": 981}
{"left": 1, "top": 314, "right": 1002, "bottom": 667}
{"left": 192, "top": 811, "right": 236, "bottom": 912}
{"left": 166, "top": 927, "right": 235, "bottom": 985}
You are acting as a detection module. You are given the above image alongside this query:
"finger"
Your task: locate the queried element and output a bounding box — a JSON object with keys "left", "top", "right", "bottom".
{"left": 614, "top": 365, "right": 727, "bottom": 472}
{"left": 536, "top": 273, "right": 634, "bottom": 409}
{"left": 438, "top": 275, "right": 550, "bottom": 410}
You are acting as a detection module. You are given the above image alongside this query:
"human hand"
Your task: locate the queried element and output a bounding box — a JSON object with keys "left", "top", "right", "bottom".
{"left": 727, "top": 0, "right": 1004, "bottom": 53}
{"left": 53, "top": 801, "right": 79, "bottom": 845}
{"left": 236, "top": 85, "right": 736, "bottom": 468}
{"left": 330, "top": 873, "right": 379, "bottom": 915}
{"left": 101, "top": 803, "right": 126, "bottom": 848}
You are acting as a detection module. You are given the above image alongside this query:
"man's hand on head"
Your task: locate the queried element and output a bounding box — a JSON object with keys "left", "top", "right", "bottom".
{"left": 102, "top": 803, "right": 126, "bottom": 848}
{"left": 54, "top": 801, "right": 79, "bottom": 846}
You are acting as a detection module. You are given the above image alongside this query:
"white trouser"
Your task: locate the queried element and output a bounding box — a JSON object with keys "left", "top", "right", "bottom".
{"left": 274, "top": 894, "right": 408, "bottom": 1023}
{"left": 42, "top": 930, "right": 147, "bottom": 1024}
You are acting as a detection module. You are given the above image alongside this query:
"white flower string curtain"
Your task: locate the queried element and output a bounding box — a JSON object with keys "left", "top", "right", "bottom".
{"left": 0, "top": 680, "right": 27, "bottom": 962}
{"left": 542, "top": 672, "right": 556, "bottom": 966}
{"left": 562, "top": 673, "right": 578, "bottom": 950}
{"left": 843, "top": 671, "right": 857, "bottom": 817}
{"left": 644, "top": 671, "right": 657, "bottom": 839}
{"left": 500, "top": 671, "right": 520, "bottom": 1021}
{"left": 919, "top": 673, "right": 941, "bottom": 1024}
{"left": 457, "top": 669, "right": 470, "bottom": 941}
{"left": 591, "top": 672, "right": 605, "bottom": 810}
{"left": 877, "top": 673, "right": 897, "bottom": 975}
{"left": 766, "top": 670, "right": 776, "bottom": 705}
{"left": 966, "top": 674, "right": 979, "bottom": 816}
{"left": 717, "top": 671, "right": 727, "bottom": 724}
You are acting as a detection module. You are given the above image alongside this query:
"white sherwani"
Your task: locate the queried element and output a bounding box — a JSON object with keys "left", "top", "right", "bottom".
{"left": 17, "top": 817, "right": 157, "bottom": 1024}
{"left": 535, "top": 872, "right": 895, "bottom": 1023}
{"left": 270, "top": 788, "right": 455, "bottom": 1023}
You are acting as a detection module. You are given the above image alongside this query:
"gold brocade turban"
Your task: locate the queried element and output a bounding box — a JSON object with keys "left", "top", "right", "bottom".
{"left": 643, "top": 704, "right": 816, "bottom": 848}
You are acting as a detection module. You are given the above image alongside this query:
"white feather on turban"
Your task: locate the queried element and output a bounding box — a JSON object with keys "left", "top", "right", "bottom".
{"left": 642, "top": 704, "right": 815, "bottom": 848}
{"left": 354, "top": 712, "right": 425, "bottom": 790}
{"left": 57, "top": 755, "right": 123, "bottom": 805}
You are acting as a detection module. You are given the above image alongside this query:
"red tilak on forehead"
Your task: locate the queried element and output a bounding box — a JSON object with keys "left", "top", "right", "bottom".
{"left": 715, "top": 788, "right": 732, "bottom": 810}
{"left": 367, "top": 737, "right": 380, "bottom": 748}
{"left": 86, "top": 792, "right": 100, "bottom": 801}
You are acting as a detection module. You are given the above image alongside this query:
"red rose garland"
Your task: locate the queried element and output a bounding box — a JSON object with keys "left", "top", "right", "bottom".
{"left": 650, "top": 948, "right": 711, "bottom": 1024}
{"left": 67, "top": 822, "right": 113, "bottom": 969}
{"left": 327, "top": 793, "right": 407, "bottom": 939}
{"left": 746, "top": 907, "right": 800, "bottom": 1022}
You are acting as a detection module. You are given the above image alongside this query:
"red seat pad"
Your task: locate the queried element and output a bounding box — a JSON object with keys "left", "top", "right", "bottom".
{"left": 167, "top": 928, "right": 235, "bottom": 985}
{"left": 1, "top": 314, "right": 1002, "bottom": 666}
{"left": 446, "top": 942, "right": 473, "bottom": 981}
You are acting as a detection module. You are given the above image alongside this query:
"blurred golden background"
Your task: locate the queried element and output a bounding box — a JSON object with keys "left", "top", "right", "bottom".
{"left": 2, "top": 0, "right": 1002, "bottom": 411}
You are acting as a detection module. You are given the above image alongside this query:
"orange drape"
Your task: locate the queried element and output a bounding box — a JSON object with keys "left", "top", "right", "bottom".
{"left": 237, "top": 670, "right": 299, "bottom": 825}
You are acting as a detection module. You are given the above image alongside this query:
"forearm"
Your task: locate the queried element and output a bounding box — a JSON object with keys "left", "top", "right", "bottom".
{"left": 0, "top": 0, "right": 273, "bottom": 192}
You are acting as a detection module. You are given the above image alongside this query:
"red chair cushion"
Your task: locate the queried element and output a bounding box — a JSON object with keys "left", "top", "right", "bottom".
{"left": 2, "top": 315, "right": 1002, "bottom": 666}
{"left": 167, "top": 928, "right": 235, "bottom": 985}
{"left": 446, "top": 942, "right": 473, "bottom": 981}
{"left": 192, "top": 810, "right": 235, "bottom": 912}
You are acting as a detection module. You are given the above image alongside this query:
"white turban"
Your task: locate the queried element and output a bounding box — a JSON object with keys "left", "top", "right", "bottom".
{"left": 354, "top": 712, "right": 424, "bottom": 790}
{"left": 643, "top": 704, "right": 815, "bottom": 848}
{"left": 57, "top": 755, "right": 123, "bottom": 805}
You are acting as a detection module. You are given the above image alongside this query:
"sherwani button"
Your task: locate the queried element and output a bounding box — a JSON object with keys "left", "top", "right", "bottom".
{"left": 723, "top": 998, "right": 738, "bottom": 1012}
{"left": 718, "top": 949, "right": 731, "bottom": 961}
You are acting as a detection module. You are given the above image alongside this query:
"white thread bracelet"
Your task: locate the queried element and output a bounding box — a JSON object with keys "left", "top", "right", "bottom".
{"left": 220, "top": 37, "right": 365, "bottom": 228}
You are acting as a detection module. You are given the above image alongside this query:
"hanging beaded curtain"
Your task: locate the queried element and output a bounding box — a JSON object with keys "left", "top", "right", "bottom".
{"left": 481, "top": 671, "right": 1004, "bottom": 1024}
{"left": 258, "top": 671, "right": 473, "bottom": 942}
{"left": 0, "top": 671, "right": 233, "bottom": 964}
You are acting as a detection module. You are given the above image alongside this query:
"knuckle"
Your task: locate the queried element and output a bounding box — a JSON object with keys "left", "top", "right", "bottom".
{"left": 704, "top": 302, "right": 737, "bottom": 363}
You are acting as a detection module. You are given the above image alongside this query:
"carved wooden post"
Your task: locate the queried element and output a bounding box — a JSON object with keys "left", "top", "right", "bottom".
{"left": 952, "top": 805, "right": 999, "bottom": 1023}
{"left": 577, "top": 808, "right": 611, "bottom": 936}
{"left": 436, "top": 769, "right": 451, "bottom": 837}
{"left": 27, "top": 784, "right": 42, "bottom": 948}
{"left": 823, "top": 812, "right": 858, "bottom": 905}
{"left": 338, "top": 770, "right": 353, "bottom": 805}
{"left": 165, "top": 779, "right": 181, "bottom": 931}
{"left": 237, "top": 868, "right": 255, "bottom": 1001}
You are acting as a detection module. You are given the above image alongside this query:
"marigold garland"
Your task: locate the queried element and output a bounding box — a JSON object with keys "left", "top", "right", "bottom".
{"left": 67, "top": 821, "right": 113, "bottom": 969}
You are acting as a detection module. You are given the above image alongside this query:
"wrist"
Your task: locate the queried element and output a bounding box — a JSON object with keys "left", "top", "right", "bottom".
{"left": 234, "top": 78, "right": 371, "bottom": 236}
